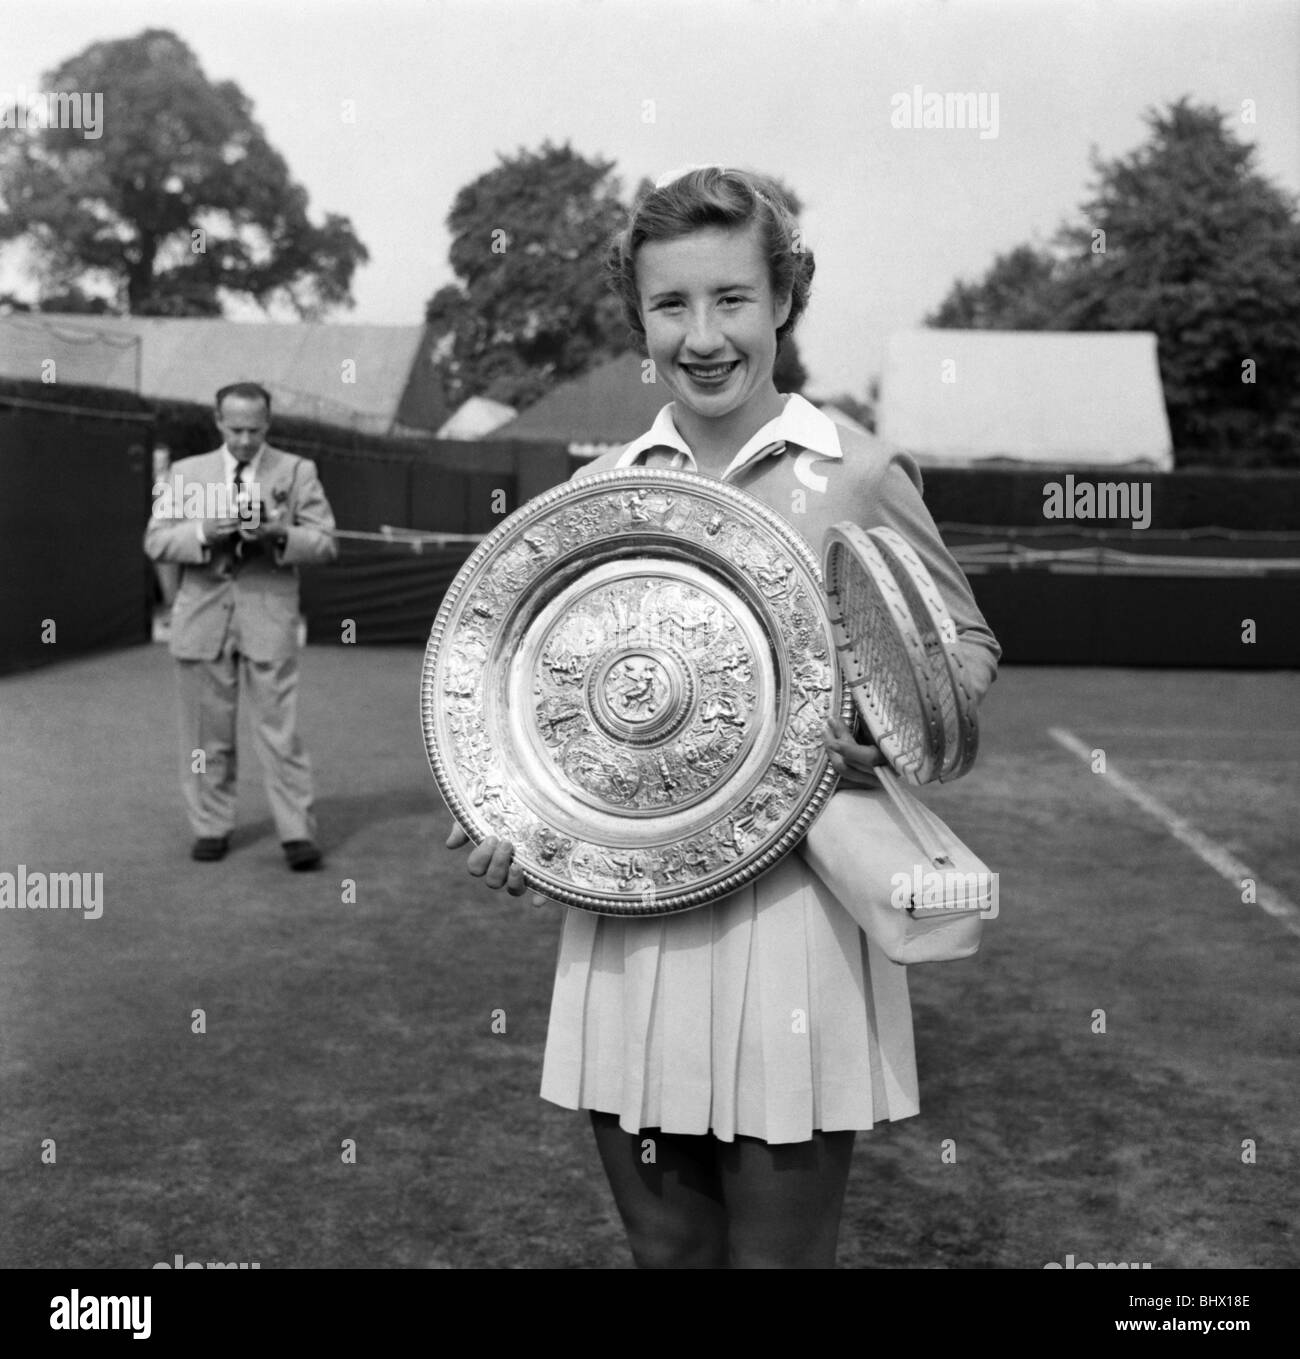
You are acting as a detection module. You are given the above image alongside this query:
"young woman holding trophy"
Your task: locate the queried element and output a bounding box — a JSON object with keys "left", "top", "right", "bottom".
{"left": 445, "top": 165, "right": 1000, "bottom": 1268}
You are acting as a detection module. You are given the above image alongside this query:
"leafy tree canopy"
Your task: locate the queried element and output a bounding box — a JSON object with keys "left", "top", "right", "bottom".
{"left": 425, "top": 142, "right": 629, "bottom": 410}
{"left": 927, "top": 98, "right": 1300, "bottom": 466}
{"left": 0, "top": 29, "right": 368, "bottom": 318}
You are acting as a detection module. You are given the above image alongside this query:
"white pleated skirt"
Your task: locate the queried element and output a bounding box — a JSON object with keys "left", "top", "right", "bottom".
{"left": 539, "top": 848, "right": 919, "bottom": 1145}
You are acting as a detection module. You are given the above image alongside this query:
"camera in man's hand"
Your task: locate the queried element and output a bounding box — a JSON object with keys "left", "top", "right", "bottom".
{"left": 239, "top": 508, "right": 289, "bottom": 548}
{"left": 200, "top": 516, "right": 244, "bottom": 545}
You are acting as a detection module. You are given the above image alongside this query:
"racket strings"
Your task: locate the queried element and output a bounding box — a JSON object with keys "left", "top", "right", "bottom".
{"left": 841, "top": 564, "right": 928, "bottom": 772}
{"left": 887, "top": 563, "right": 959, "bottom": 754}
{"left": 867, "top": 528, "right": 978, "bottom": 780}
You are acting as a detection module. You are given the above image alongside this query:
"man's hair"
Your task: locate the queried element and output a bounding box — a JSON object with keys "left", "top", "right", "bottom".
{"left": 605, "top": 166, "right": 815, "bottom": 356}
{"left": 216, "top": 382, "right": 272, "bottom": 415}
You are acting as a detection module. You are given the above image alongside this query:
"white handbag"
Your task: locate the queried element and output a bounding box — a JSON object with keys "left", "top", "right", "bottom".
{"left": 799, "top": 784, "right": 996, "bottom": 965}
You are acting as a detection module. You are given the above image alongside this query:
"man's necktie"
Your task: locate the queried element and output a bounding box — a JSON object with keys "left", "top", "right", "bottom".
{"left": 233, "top": 462, "right": 249, "bottom": 559}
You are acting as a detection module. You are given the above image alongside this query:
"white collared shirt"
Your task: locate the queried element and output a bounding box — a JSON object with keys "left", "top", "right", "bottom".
{"left": 615, "top": 392, "right": 843, "bottom": 481}
{"left": 221, "top": 445, "right": 265, "bottom": 496}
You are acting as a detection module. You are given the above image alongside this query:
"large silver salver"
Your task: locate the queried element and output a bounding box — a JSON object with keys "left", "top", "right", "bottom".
{"left": 421, "top": 468, "right": 853, "bottom": 915}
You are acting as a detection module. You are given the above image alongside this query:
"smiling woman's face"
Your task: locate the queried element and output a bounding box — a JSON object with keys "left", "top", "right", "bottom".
{"left": 636, "top": 222, "right": 792, "bottom": 432}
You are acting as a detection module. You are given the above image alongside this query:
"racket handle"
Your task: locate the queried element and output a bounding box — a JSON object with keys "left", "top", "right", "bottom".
{"left": 878, "top": 767, "right": 953, "bottom": 867}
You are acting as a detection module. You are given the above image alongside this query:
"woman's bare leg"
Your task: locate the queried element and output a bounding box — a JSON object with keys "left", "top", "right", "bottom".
{"left": 717, "top": 1130, "right": 856, "bottom": 1268}
{"left": 589, "top": 1112, "right": 728, "bottom": 1268}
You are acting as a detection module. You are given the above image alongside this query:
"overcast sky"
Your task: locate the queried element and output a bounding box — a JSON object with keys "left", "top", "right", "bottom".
{"left": 4, "top": 0, "right": 1297, "bottom": 397}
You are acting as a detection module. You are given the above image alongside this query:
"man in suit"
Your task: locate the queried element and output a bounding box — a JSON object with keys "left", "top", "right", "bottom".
{"left": 144, "top": 382, "right": 338, "bottom": 868}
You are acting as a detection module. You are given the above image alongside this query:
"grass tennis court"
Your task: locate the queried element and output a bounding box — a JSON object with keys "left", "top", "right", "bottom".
{"left": 1, "top": 644, "right": 1295, "bottom": 1269}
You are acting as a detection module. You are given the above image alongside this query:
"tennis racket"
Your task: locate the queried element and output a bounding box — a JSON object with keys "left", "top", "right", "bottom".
{"left": 866, "top": 525, "right": 980, "bottom": 782}
{"left": 822, "top": 524, "right": 968, "bottom": 867}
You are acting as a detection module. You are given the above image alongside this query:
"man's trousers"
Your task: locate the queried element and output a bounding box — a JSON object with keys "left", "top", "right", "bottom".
{"left": 175, "top": 633, "right": 317, "bottom": 843}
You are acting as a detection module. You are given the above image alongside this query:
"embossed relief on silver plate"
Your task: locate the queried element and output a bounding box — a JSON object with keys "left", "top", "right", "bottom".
{"left": 530, "top": 574, "right": 758, "bottom": 815}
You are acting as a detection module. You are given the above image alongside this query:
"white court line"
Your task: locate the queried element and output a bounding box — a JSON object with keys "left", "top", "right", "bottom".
{"left": 1048, "top": 726, "right": 1300, "bottom": 940}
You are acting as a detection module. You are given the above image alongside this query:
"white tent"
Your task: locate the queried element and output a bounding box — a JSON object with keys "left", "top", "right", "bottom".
{"left": 879, "top": 330, "right": 1174, "bottom": 470}
{"left": 0, "top": 312, "right": 444, "bottom": 434}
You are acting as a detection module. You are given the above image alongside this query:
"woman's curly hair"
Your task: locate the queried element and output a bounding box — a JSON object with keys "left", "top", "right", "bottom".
{"left": 605, "top": 166, "right": 815, "bottom": 355}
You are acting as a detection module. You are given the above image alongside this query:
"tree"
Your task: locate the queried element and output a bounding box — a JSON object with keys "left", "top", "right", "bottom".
{"left": 426, "top": 143, "right": 630, "bottom": 410}
{"left": 428, "top": 149, "right": 812, "bottom": 410}
{"left": 0, "top": 29, "right": 368, "bottom": 318}
{"left": 927, "top": 245, "right": 1063, "bottom": 330}
{"left": 926, "top": 99, "right": 1300, "bottom": 466}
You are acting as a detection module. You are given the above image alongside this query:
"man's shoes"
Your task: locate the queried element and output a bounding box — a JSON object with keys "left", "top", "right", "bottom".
{"left": 283, "top": 840, "right": 322, "bottom": 871}
{"left": 191, "top": 835, "right": 230, "bottom": 862}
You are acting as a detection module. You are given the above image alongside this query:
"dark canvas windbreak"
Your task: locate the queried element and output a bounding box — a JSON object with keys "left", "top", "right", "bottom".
{"left": 964, "top": 568, "right": 1299, "bottom": 668}
{"left": 299, "top": 540, "right": 475, "bottom": 648}
{"left": 923, "top": 465, "right": 1300, "bottom": 668}
{"left": 920, "top": 464, "right": 1300, "bottom": 532}
{"left": 1, "top": 374, "right": 1295, "bottom": 673}
{"left": 0, "top": 403, "right": 154, "bottom": 676}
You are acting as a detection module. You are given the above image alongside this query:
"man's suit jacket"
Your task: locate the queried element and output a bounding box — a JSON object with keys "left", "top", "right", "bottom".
{"left": 143, "top": 445, "right": 337, "bottom": 662}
